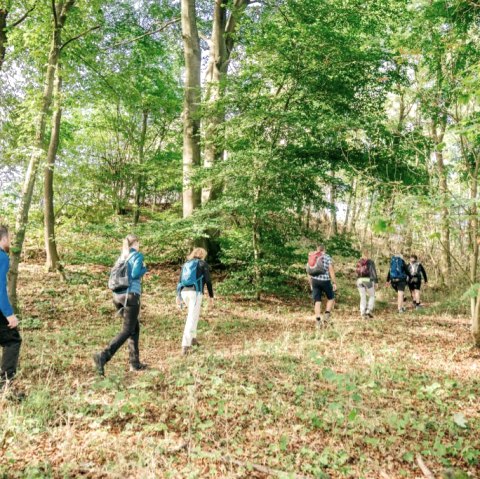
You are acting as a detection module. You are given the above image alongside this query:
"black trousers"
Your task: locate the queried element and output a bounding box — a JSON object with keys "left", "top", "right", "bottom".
{"left": 101, "top": 293, "right": 141, "bottom": 367}
{"left": 0, "top": 311, "right": 22, "bottom": 382}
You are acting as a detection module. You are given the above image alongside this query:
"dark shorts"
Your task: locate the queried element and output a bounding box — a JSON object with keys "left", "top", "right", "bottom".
{"left": 391, "top": 279, "right": 407, "bottom": 292}
{"left": 408, "top": 279, "right": 422, "bottom": 291}
{"left": 312, "top": 280, "right": 335, "bottom": 302}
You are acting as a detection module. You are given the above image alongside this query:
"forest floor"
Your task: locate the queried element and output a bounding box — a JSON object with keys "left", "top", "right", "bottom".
{"left": 1, "top": 262, "right": 479, "bottom": 479}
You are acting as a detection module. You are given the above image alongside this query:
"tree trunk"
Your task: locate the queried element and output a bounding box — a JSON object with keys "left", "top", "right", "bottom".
{"left": 181, "top": 0, "right": 202, "bottom": 218}
{"left": 44, "top": 63, "right": 64, "bottom": 274}
{"left": 329, "top": 170, "right": 338, "bottom": 236}
{"left": 0, "top": 9, "right": 7, "bottom": 71}
{"left": 431, "top": 120, "right": 451, "bottom": 282}
{"left": 8, "top": 1, "right": 75, "bottom": 311}
{"left": 134, "top": 110, "right": 149, "bottom": 226}
{"left": 202, "top": 0, "right": 249, "bottom": 203}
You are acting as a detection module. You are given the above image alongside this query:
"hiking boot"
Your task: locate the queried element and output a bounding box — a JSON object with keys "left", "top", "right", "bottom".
{"left": 366, "top": 310, "right": 373, "bottom": 319}
{"left": 182, "top": 346, "right": 191, "bottom": 356}
{"left": 316, "top": 317, "right": 324, "bottom": 330}
{"left": 323, "top": 312, "right": 332, "bottom": 325}
{"left": 398, "top": 307, "right": 406, "bottom": 314}
{"left": 416, "top": 304, "right": 423, "bottom": 310}
{"left": 130, "top": 363, "right": 148, "bottom": 372}
{"left": 191, "top": 338, "right": 200, "bottom": 347}
{"left": 93, "top": 352, "right": 106, "bottom": 376}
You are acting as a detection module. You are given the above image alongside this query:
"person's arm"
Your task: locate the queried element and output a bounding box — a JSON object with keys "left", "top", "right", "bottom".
{"left": 369, "top": 260, "right": 378, "bottom": 283}
{"left": 403, "top": 260, "right": 411, "bottom": 280}
{"left": 130, "top": 253, "right": 147, "bottom": 280}
{"left": 203, "top": 263, "right": 214, "bottom": 298}
{"left": 420, "top": 264, "right": 428, "bottom": 283}
{"left": 329, "top": 262, "right": 337, "bottom": 291}
{"left": 0, "top": 257, "right": 17, "bottom": 328}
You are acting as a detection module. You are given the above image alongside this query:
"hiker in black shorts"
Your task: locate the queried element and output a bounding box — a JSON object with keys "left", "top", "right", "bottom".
{"left": 407, "top": 254, "right": 428, "bottom": 309}
{"left": 386, "top": 253, "right": 410, "bottom": 314}
{"left": 306, "top": 244, "right": 337, "bottom": 328}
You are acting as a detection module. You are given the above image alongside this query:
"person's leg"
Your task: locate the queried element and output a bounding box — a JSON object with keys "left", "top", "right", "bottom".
{"left": 312, "top": 282, "right": 322, "bottom": 320}
{"left": 0, "top": 320, "right": 22, "bottom": 383}
{"left": 397, "top": 281, "right": 406, "bottom": 311}
{"left": 102, "top": 294, "right": 140, "bottom": 363}
{"left": 190, "top": 294, "right": 203, "bottom": 343}
{"left": 324, "top": 281, "right": 335, "bottom": 323}
{"left": 128, "top": 318, "right": 141, "bottom": 368}
{"left": 358, "top": 282, "right": 367, "bottom": 315}
{"left": 367, "top": 285, "right": 375, "bottom": 314}
{"left": 181, "top": 291, "right": 197, "bottom": 348}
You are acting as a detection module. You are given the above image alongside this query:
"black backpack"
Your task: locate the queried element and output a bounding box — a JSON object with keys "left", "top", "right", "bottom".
{"left": 108, "top": 252, "right": 136, "bottom": 292}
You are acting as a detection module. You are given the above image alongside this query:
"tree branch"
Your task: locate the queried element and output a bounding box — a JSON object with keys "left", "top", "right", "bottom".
{"left": 10, "top": 3, "right": 36, "bottom": 28}
{"left": 415, "top": 455, "right": 435, "bottom": 479}
{"left": 52, "top": 0, "right": 58, "bottom": 27}
{"left": 60, "top": 25, "right": 101, "bottom": 51}
{"left": 105, "top": 18, "right": 180, "bottom": 49}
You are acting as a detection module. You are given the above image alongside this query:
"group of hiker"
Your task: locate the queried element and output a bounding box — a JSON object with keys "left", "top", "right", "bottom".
{"left": 307, "top": 244, "right": 428, "bottom": 327}
{"left": 0, "top": 224, "right": 429, "bottom": 385}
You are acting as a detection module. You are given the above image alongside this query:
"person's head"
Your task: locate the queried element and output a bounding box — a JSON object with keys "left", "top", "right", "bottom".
{"left": 123, "top": 234, "right": 139, "bottom": 256}
{"left": 316, "top": 244, "right": 326, "bottom": 253}
{"left": 410, "top": 254, "right": 418, "bottom": 263}
{"left": 188, "top": 247, "right": 207, "bottom": 261}
{"left": 0, "top": 225, "right": 10, "bottom": 253}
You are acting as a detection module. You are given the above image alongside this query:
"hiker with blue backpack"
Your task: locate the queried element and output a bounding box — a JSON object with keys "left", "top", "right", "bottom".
{"left": 306, "top": 244, "right": 337, "bottom": 328}
{"left": 386, "top": 253, "right": 411, "bottom": 314}
{"left": 176, "top": 247, "right": 214, "bottom": 355}
{"left": 93, "top": 234, "right": 148, "bottom": 376}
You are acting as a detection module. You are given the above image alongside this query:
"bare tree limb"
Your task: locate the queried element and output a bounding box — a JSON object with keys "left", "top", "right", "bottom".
{"left": 221, "top": 455, "right": 311, "bottom": 479}
{"left": 10, "top": 3, "right": 36, "bottom": 28}
{"left": 416, "top": 454, "right": 436, "bottom": 479}
{"left": 60, "top": 24, "right": 101, "bottom": 50}
{"left": 105, "top": 18, "right": 180, "bottom": 49}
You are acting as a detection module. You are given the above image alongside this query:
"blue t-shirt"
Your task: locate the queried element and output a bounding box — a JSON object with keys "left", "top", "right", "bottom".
{"left": 0, "top": 249, "right": 14, "bottom": 317}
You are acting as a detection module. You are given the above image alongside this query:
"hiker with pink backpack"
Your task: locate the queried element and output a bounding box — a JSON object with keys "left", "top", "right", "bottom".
{"left": 356, "top": 251, "right": 378, "bottom": 319}
{"left": 306, "top": 244, "right": 337, "bottom": 328}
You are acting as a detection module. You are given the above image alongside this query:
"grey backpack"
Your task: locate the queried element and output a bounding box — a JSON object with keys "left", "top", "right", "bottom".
{"left": 108, "top": 252, "right": 135, "bottom": 292}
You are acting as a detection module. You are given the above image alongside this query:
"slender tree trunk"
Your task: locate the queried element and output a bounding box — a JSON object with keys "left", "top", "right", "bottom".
{"left": 134, "top": 110, "right": 149, "bottom": 226}
{"left": 330, "top": 170, "right": 338, "bottom": 236}
{"left": 431, "top": 120, "right": 451, "bottom": 282}
{"left": 343, "top": 179, "right": 355, "bottom": 234}
{"left": 8, "top": 1, "right": 75, "bottom": 310}
{"left": 181, "top": 0, "right": 201, "bottom": 218}
{"left": 44, "top": 63, "right": 64, "bottom": 274}
{"left": 0, "top": 9, "right": 7, "bottom": 71}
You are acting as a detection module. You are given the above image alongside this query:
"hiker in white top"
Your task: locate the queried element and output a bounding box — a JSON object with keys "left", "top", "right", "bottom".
{"left": 355, "top": 250, "right": 378, "bottom": 319}
{"left": 176, "top": 248, "right": 214, "bottom": 356}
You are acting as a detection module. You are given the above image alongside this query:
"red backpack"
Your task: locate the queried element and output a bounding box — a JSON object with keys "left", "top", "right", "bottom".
{"left": 356, "top": 258, "right": 369, "bottom": 277}
{"left": 306, "top": 251, "right": 326, "bottom": 276}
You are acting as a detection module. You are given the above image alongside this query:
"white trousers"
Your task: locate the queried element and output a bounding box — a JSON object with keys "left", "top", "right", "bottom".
{"left": 181, "top": 291, "right": 203, "bottom": 347}
{"left": 357, "top": 280, "right": 375, "bottom": 314}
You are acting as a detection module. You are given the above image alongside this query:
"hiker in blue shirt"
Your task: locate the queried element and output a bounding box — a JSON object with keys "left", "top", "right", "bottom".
{"left": 386, "top": 253, "right": 411, "bottom": 314}
{"left": 93, "top": 234, "right": 148, "bottom": 376}
{"left": 176, "top": 247, "right": 214, "bottom": 355}
{"left": 0, "top": 225, "right": 22, "bottom": 387}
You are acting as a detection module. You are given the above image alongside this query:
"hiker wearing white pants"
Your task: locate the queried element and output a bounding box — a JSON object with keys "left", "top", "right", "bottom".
{"left": 355, "top": 250, "right": 378, "bottom": 319}
{"left": 176, "top": 247, "right": 214, "bottom": 355}
{"left": 180, "top": 290, "right": 203, "bottom": 348}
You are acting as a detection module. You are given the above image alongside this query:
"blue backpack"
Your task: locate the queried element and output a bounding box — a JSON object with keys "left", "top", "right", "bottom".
{"left": 177, "top": 259, "right": 203, "bottom": 297}
{"left": 390, "top": 256, "right": 406, "bottom": 280}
